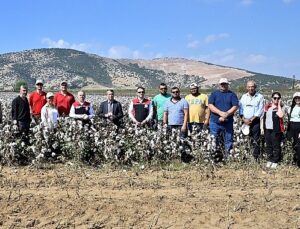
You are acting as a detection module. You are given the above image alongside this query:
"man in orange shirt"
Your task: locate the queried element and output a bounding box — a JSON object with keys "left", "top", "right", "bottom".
{"left": 54, "top": 81, "right": 75, "bottom": 116}
{"left": 29, "top": 79, "right": 47, "bottom": 122}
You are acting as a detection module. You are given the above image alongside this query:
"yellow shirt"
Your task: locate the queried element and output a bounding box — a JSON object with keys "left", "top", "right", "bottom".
{"left": 185, "top": 94, "right": 208, "bottom": 123}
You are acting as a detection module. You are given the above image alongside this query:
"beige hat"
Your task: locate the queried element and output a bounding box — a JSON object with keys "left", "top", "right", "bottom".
{"left": 293, "top": 92, "right": 300, "bottom": 98}
{"left": 219, "top": 78, "right": 229, "bottom": 84}
{"left": 46, "top": 92, "right": 54, "bottom": 98}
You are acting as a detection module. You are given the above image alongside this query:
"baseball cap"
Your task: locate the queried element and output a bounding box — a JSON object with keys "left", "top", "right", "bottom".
{"left": 46, "top": 92, "right": 54, "bottom": 98}
{"left": 241, "top": 124, "right": 250, "bottom": 136}
{"left": 36, "top": 79, "right": 43, "bottom": 85}
{"left": 189, "top": 83, "right": 198, "bottom": 88}
{"left": 219, "top": 78, "right": 229, "bottom": 84}
{"left": 293, "top": 92, "right": 300, "bottom": 98}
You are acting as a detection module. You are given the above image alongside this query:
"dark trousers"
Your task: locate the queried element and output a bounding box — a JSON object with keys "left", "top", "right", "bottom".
{"left": 264, "top": 129, "right": 282, "bottom": 163}
{"left": 167, "top": 125, "right": 187, "bottom": 139}
{"left": 289, "top": 122, "right": 300, "bottom": 167}
{"left": 188, "top": 122, "right": 204, "bottom": 133}
{"left": 249, "top": 120, "right": 261, "bottom": 159}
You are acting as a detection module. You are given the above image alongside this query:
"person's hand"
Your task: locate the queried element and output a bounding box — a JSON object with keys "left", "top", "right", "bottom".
{"left": 219, "top": 111, "right": 228, "bottom": 118}
{"left": 219, "top": 117, "right": 225, "bottom": 122}
{"left": 243, "top": 118, "right": 252, "bottom": 125}
{"left": 204, "top": 120, "right": 209, "bottom": 126}
{"left": 82, "top": 114, "right": 89, "bottom": 120}
{"left": 181, "top": 125, "right": 187, "bottom": 133}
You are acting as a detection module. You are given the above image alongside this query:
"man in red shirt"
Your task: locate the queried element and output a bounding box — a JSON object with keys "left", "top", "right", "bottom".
{"left": 54, "top": 81, "right": 75, "bottom": 116}
{"left": 29, "top": 79, "right": 47, "bottom": 122}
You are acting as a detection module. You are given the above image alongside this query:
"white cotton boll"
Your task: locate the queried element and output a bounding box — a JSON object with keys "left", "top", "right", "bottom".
{"left": 36, "top": 153, "right": 44, "bottom": 159}
{"left": 51, "top": 152, "right": 56, "bottom": 157}
{"left": 21, "top": 142, "right": 25, "bottom": 147}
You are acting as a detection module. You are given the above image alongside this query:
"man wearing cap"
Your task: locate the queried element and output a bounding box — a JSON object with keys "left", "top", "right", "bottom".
{"left": 41, "top": 92, "right": 59, "bottom": 130}
{"left": 185, "top": 83, "right": 210, "bottom": 133}
{"left": 99, "top": 89, "right": 124, "bottom": 127}
{"left": 128, "top": 86, "right": 153, "bottom": 126}
{"left": 29, "top": 79, "right": 47, "bottom": 122}
{"left": 239, "top": 80, "right": 264, "bottom": 160}
{"left": 69, "top": 90, "right": 95, "bottom": 124}
{"left": 152, "top": 83, "right": 171, "bottom": 128}
{"left": 54, "top": 81, "right": 75, "bottom": 116}
{"left": 12, "top": 85, "right": 31, "bottom": 137}
{"left": 208, "top": 78, "right": 239, "bottom": 159}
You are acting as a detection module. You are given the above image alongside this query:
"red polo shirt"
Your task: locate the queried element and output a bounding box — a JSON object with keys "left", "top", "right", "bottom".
{"left": 29, "top": 91, "right": 47, "bottom": 116}
{"left": 54, "top": 91, "right": 75, "bottom": 116}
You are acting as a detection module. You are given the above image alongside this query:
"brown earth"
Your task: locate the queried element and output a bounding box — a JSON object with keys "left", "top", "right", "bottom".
{"left": 0, "top": 164, "right": 299, "bottom": 229}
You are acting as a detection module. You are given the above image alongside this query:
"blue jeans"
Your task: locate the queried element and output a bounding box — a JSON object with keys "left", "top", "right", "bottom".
{"left": 209, "top": 120, "right": 234, "bottom": 154}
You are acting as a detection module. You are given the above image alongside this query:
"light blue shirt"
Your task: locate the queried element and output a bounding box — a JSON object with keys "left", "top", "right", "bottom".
{"left": 239, "top": 92, "right": 264, "bottom": 119}
{"left": 164, "top": 98, "right": 189, "bottom": 125}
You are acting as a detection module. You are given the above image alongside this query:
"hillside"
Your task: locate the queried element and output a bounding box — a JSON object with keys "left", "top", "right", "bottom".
{"left": 0, "top": 48, "right": 296, "bottom": 90}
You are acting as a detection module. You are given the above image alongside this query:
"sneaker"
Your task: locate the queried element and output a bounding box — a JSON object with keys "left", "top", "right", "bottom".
{"left": 270, "top": 163, "right": 278, "bottom": 169}
{"left": 266, "top": 161, "right": 272, "bottom": 168}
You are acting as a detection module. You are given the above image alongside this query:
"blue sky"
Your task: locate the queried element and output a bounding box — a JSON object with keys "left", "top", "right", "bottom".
{"left": 1, "top": 0, "right": 299, "bottom": 78}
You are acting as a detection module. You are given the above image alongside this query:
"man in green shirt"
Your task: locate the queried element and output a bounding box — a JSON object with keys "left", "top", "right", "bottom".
{"left": 152, "top": 83, "right": 171, "bottom": 128}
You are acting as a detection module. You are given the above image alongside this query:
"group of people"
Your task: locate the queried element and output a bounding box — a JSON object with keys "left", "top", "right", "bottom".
{"left": 9, "top": 78, "right": 300, "bottom": 168}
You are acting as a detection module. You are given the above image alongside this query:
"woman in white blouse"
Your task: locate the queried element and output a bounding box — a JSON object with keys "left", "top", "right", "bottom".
{"left": 41, "top": 92, "right": 59, "bottom": 130}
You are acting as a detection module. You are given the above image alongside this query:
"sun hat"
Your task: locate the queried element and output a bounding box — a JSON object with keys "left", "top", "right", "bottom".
{"left": 241, "top": 124, "right": 250, "bottom": 135}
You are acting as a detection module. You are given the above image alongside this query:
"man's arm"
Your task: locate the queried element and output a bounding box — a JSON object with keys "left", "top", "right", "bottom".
{"left": 181, "top": 108, "right": 188, "bottom": 132}
{"left": 208, "top": 104, "right": 228, "bottom": 118}
{"left": 98, "top": 102, "right": 106, "bottom": 118}
{"left": 144, "top": 103, "right": 153, "bottom": 123}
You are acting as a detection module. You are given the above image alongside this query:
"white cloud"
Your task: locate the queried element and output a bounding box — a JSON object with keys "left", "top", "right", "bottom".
{"left": 108, "top": 46, "right": 143, "bottom": 59}
{"left": 244, "top": 54, "right": 267, "bottom": 65}
{"left": 187, "top": 40, "right": 200, "bottom": 49}
{"left": 240, "top": 0, "right": 253, "bottom": 5}
{"left": 41, "top": 38, "right": 90, "bottom": 51}
{"left": 204, "top": 33, "right": 229, "bottom": 44}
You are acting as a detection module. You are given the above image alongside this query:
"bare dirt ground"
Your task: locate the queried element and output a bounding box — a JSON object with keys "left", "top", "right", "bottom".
{"left": 0, "top": 164, "right": 299, "bottom": 229}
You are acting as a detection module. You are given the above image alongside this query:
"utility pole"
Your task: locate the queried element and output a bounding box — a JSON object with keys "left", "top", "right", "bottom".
{"left": 292, "top": 74, "right": 295, "bottom": 90}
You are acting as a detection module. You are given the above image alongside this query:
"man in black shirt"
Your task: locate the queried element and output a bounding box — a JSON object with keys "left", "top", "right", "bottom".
{"left": 12, "top": 85, "right": 31, "bottom": 136}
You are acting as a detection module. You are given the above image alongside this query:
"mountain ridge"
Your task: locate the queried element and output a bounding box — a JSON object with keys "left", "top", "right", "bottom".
{"left": 0, "top": 48, "right": 296, "bottom": 90}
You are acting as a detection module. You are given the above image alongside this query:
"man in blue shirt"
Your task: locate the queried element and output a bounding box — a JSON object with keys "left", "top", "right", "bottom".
{"left": 239, "top": 80, "right": 264, "bottom": 160}
{"left": 163, "top": 86, "right": 189, "bottom": 138}
{"left": 208, "top": 78, "right": 239, "bottom": 159}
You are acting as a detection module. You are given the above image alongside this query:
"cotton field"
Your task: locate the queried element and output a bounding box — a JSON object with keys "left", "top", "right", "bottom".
{"left": 0, "top": 91, "right": 295, "bottom": 167}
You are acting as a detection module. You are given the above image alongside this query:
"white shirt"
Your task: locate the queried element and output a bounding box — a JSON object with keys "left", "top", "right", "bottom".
{"left": 41, "top": 104, "right": 59, "bottom": 129}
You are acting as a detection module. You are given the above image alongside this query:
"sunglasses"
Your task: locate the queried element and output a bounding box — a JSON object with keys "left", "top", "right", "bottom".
{"left": 137, "top": 91, "right": 145, "bottom": 94}
{"left": 273, "top": 97, "right": 281, "bottom": 100}
{"left": 171, "top": 91, "right": 179, "bottom": 94}
{"left": 295, "top": 97, "right": 300, "bottom": 100}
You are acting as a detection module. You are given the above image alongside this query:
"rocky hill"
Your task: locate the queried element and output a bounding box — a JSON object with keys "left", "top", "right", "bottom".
{"left": 0, "top": 48, "right": 296, "bottom": 90}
